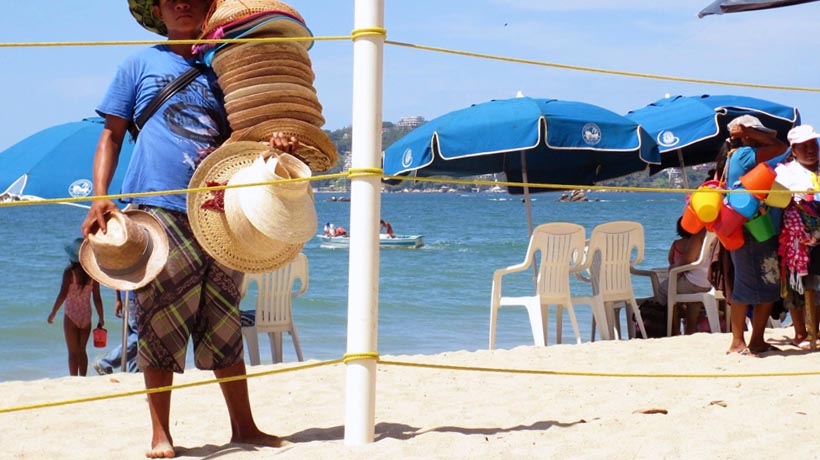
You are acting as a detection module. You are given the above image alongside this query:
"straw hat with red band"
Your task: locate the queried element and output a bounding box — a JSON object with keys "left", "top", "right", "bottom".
{"left": 188, "top": 141, "right": 315, "bottom": 273}
{"left": 201, "top": 0, "right": 312, "bottom": 49}
{"left": 79, "top": 210, "right": 169, "bottom": 290}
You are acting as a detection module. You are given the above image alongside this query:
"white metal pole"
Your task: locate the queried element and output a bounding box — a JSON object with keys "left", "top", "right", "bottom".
{"left": 344, "top": 0, "right": 384, "bottom": 445}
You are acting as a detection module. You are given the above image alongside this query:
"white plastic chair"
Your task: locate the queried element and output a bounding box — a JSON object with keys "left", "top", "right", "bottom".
{"left": 667, "top": 232, "right": 724, "bottom": 336}
{"left": 240, "top": 253, "right": 308, "bottom": 365}
{"left": 489, "top": 222, "right": 586, "bottom": 349}
{"left": 574, "top": 221, "right": 648, "bottom": 341}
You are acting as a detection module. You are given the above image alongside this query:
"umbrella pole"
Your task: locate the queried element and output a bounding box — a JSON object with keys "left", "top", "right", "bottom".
{"left": 520, "top": 152, "right": 537, "bottom": 289}
{"left": 676, "top": 149, "right": 690, "bottom": 190}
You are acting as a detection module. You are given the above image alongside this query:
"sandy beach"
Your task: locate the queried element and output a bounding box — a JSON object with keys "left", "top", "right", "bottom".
{"left": 4, "top": 327, "right": 820, "bottom": 459}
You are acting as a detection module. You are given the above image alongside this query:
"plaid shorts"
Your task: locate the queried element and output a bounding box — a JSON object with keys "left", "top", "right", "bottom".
{"left": 134, "top": 206, "right": 245, "bottom": 373}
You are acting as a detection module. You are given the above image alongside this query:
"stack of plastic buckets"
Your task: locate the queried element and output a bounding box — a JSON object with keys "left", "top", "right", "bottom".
{"left": 679, "top": 162, "right": 791, "bottom": 250}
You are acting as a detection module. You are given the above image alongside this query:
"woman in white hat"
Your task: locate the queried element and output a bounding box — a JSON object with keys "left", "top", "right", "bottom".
{"left": 776, "top": 125, "right": 820, "bottom": 348}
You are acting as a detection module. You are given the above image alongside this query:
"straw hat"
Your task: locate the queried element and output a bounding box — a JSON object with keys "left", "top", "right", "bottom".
{"left": 227, "top": 102, "right": 326, "bottom": 130}
{"left": 202, "top": 0, "right": 312, "bottom": 49}
{"left": 225, "top": 154, "right": 317, "bottom": 243}
{"left": 217, "top": 59, "right": 316, "bottom": 87}
{"left": 79, "top": 210, "right": 170, "bottom": 290}
{"left": 211, "top": 41, "right": 310, "bottom": 73}
{"left": 224, "top": 82, "right": 315, "bottom": 104}
{"left": 188, "top": 141, "right": 311, "bottom": 273}
{"left": 224, "top": 86, "right": 322, "bottom": 113}
{"left": 228, "top": 118, "right": 338, "bottom": 172}
{"left": 220, "top": 74, "right": 316, "bottom": 96}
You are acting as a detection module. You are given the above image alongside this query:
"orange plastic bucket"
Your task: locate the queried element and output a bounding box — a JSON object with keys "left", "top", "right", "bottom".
{"left": 739, "top": 162, "right": 776, "bottom": 198}
{"left": 681, "top": 204, "right": 704, "bottom": 234}
{"left": 716, "top": 226, "right": 744, "bottom": 250}
{"left": 726, "top": 187, "right": 759, "bottom": 219}
{"left": 690, "top": 181, "right": 723, "bottom": 223}
{"left": 712, "top": 203, "right": 748, "bottom": 238}
{"left": 763, "top": 180, "right": 791, "bottom": 208}
{"left": 744, "top": 212, "right": 776, "bottom": 242}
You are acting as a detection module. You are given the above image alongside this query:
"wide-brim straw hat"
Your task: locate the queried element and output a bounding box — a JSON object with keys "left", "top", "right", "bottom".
{"left": 79, "top": 210, "right": 169, "bottom": 290}
{"left": 224, "top": 153, "right": 317, "bottom": 243}
{"left": 202, "top": 0, "right": 312, "bottom": 49}
{"left": 227, "top": 101, "right": 326, "bottom": 131}
{"left": 217, "top": 58, "right": 315, "bottom": 88}
{"left": 188, "top": 142, "right": 306, "bottom": 273}
{"left": 229, "top": 118, "right": 338, "bottom": 172}
{"left": 224, "top": 82, "right": 315, "bottom": 104}
{"left": 211, "top": 41, "right": 310, "bottom": 76}
{"left": 224, "top": 84, "right": 322, "bottom": 113}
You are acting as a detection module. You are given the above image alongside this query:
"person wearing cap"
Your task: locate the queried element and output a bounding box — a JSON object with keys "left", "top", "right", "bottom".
{"left": 80, "top": 1, "right": 292, "bottom": 457}
{"left": 47, "top": 238, "right": 105, "bottom": 376}
{"left": 776, "top": 125, "right": 820, "bottom": 349}
{"left": 723, "top": 115, "right": 788, "bottom": 355}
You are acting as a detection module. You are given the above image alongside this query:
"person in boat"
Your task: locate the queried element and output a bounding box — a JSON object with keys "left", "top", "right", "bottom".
{"left": 334, "top": 226, "right": 348, "bottom": 237}
{"left": 323, "top": 222, "right": 333, "bottom": 236}
{"left": 380, "top": 219, "right": 395, "bottom": 238}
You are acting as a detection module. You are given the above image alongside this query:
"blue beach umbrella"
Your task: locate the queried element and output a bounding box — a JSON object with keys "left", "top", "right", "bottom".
{"left": 625, "top": 94, "right": 799, "bottom": 175}
{"left": 384, "top": 96, "right": 660, "bottom": 195}
{"left": 0, "top": 117, "right": 134, "bottom": 207}
{"left": 698, "top": 0, "right": 820, "bottom": 17}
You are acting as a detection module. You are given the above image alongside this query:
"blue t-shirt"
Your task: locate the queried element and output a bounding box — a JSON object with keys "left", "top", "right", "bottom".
{"left": 97, "top": 45, "right": 228, "bottom": 212}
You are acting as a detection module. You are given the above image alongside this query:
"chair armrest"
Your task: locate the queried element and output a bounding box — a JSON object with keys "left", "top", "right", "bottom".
{"left": 630, "top": 266, "right": 665, "bottom": 302}
{"left": 668, "top": 260, "right": 700, "bottom": 278}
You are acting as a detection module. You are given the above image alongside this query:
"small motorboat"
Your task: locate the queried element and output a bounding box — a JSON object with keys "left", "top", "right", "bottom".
{"left": 317, "top": 233, "right": 425, "bottom": 249}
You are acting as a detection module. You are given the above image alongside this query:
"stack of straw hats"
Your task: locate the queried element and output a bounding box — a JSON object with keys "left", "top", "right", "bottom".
{"left": 201, "top": 0, "right": 338, "bottom": 173}
{"left": 188, "top": 141, "right": 317, "bottom": 273}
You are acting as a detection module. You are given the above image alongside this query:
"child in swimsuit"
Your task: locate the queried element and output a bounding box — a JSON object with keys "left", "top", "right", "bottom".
{"left": 47, "top": 238, "right": 104, "bottom": 376}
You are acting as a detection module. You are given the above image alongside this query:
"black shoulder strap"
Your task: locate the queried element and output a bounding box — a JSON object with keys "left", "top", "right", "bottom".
{"left": 128, "top": 64, "right": 205, "bottom": 140}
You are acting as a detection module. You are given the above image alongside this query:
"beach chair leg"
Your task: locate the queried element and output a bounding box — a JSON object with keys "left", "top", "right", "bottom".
{"left": 556, "top": 305, "right": 563, "bottom": 344}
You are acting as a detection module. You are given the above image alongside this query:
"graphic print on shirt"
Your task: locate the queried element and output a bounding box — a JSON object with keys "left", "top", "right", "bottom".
{"left": 155, "top": 75, "right": 225, "bottom": 173}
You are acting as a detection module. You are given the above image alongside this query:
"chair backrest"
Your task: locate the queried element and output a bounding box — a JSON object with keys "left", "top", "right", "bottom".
{"left": 584, "top": 221, "right": 644, "bottom": 302}
{"left": 528, "top": 223, "right": 587, "bottom": 301}
{"left": 244, "top": 253, "right": 309, "bottom": 330}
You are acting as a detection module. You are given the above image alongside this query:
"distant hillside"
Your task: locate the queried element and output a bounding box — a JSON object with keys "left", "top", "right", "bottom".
{"left": 318, "top": 122, "right": 711, "bottom": 192}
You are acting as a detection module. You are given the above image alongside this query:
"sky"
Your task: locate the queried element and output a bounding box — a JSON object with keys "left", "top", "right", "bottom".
{"left": 1, "top": 0, "right": 819, "bottom": 152}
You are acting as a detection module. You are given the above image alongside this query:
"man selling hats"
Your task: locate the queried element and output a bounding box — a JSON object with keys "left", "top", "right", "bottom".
{"left": 80, "top": 0, "right": 301, "bottom": 456}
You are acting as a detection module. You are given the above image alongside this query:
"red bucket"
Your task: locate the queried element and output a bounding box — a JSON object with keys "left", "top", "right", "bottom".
{"left": 716, "top": 226, "right": 745, "bottom": 250}
{"left": 93, "top": 324, "right": 107, "bottom": 348}
{"left": 712, "top": 203, "right": 748, "bottom": 238}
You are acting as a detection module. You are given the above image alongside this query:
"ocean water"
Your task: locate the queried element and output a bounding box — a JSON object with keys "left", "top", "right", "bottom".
{"left": 0, "top": 191, "right": 683, "bottom": 381}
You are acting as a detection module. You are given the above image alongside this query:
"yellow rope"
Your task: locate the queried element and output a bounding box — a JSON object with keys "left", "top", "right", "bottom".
{"left": 344, "top": 352, "right": 380, "bottom": 364}
{"left": 385, "top": 40, "right": 820, "bottom": 93}
{"left": 0, "top": 359, "right": 341, "bottom": 414}
{"left": 378, "top": 360, "right": 820, "bottom": 379}
{"left": 348, "top": 167, "right": 384, "bottom": 178}
{"left": 351, "top": 27, "right": 387, "bottom": 39}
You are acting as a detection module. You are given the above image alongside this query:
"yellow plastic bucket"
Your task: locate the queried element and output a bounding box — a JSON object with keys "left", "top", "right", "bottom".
{"left": 690, "top": 180, "right": 723, "bottom": 223}
{"left": 763, "top": 180, "right": 791, "bottom": 208}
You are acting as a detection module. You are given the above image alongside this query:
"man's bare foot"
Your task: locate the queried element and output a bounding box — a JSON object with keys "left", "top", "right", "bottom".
{"left": 748, "top": 341, "right": 776, "bottom": 354}
{"left": 792, "top": 334, "right": 808, "bottom": 347}
{"left": 146, "top": 441, "right": 175, "bottom": 458}
{"left": 231, "top": 432, "right": 286, "bottom": 448}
